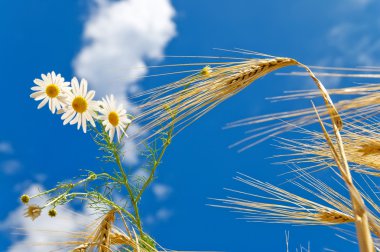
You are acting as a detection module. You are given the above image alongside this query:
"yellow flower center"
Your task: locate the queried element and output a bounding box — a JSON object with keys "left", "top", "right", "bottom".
{"left": 108, "top": 111, "right": 119, "bottom": 127}
{"left": 45, "top": 84, "right": 60, "bottom": 98}
{"left": 72, "top": 96, "right": 88, "bottom": 113}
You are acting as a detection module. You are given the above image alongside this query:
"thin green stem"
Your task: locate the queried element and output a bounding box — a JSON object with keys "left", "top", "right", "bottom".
{"left": 111, "top": 143, "right": 143, "bottom": 234}
{"left": 90, "top": 192, "right": 137, "bottom": 223}
{"left": 136, "top": 124, "right": 174, "bottom": 203}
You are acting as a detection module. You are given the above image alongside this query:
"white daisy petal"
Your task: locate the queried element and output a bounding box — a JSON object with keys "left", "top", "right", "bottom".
{"left": 31, "top": 86, "right": 43, "bottom": 91}
{"left": 82, "top": 115, "right": 87, "bottom": 133}
{"left": 85, "top": 112, "right": 96, "bottom": 128}
{"left": 61, "top": 109, "right": 75, "bottom": 120}
{"left": 109, "top": 127, "right": 115, "bottom": 141}
{"left": 80, "top": 79, "right": 88, "bottom": 97}
{"left": 72, "top": 77, "right": 79, "bottom": 94}
{"left": 30, "top": 91, "right": 45, "bottom": 99}
{"left": 41, "top": 74, "right": 48, "bottom": 82}
{"left": 34, "top": 94, "right": 47, "bottom": 101}
{"left": 77, "top": 114, "right": 82, "bottom": 130}
{"left": 85, "top": 90, "right": 95, "bottom": 101}
{"left": 70, "top": 113, "right": 79, "bottom": 125}
{"left": 116, "top": 127, "right": 122, "bottom": 141}
{"left": 37, "top": 97, "right": 49, "bottom": 109}
{"left": 105, "top": 123, "right": 111, "bottom": 132}
{"left": 48, "top": 98, "right": 53, "bottom": 112}
{"left": 63, "top": 111, "right": 76, "bottom": 125}
{"left": 33, "top": 79, "right": 45, "bottom": 86}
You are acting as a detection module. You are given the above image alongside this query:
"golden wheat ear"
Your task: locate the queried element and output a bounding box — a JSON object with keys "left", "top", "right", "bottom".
{"left": 70, "top": 209, "right": 117, "bottom": 252}
{"left": 132, "top": 55, "right": 341, "bottom": 144}
{"left": 273, "top": 117, "right": 380, "bottom": 176}
{"left": 70, "top": 209, "right": 168, "bottom": 252}
{"left": 210, "top": 171, "right": 356, "bottom": 226}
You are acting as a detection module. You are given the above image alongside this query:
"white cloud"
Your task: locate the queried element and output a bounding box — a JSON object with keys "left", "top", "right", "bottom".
{"left": 0, "top": 142, "right": 13, "bottom": 154}
{"left": 145, "top": 207, "right": 173, "bottom": 225}
{"left": 73, "top": 0, "right": 176, "bottom": 163}
{"left": 156, "top": 208, "right": 172, "bottom": 220}
{"left": 0, "top": 184, "right": 98, "bottom": 252}
{"left": 341, "top": 0, "right": 372, "bottom": 8}
{"left": 152, "top": 183, "right": 172, "bottom": 201}
{"left": 74, "top": 0, "right": 176, "bottom": 99}
{"left": 326, "top": 23, "right": 380, "bottom": 67}
{"left": 316, "top": 1, "right": 380, "bottom": 86}
{"left": 1, "top": 160, "right": 21, "bottom": 175}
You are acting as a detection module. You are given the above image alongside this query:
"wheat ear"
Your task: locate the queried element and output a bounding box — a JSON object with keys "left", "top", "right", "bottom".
{"left": 134, "top": 57, "right": 342, "bottom": 143}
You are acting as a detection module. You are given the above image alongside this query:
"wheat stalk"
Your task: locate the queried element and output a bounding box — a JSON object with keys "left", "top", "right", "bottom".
{"left": 312, "top": 104, "right": 375, "bottom": 252}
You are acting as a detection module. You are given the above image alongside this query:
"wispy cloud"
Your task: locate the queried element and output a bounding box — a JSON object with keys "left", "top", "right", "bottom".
{"left": 152, "top": 183, "right": 172, "bottom": 201}
{"left": 73, "top": 0, "right": 176, "bottom": 163}
{"left": 0, "top": 142, "right": 13, "bottom": 154}
{"left": 0, "top": 184, "right": 98, "bottom": 252}
{"left": 326, "top": 22, "right": 380, "bottom": 67}
{"left": 322, "top": 1, "right": 380, "bottom": 66}
{"left": 316, "top": 1, "right": 380, "bottom": 86}
{"left": 1, "top": 160, "right": 21, "bottom": 175}
{"left": 145, "top": 207, "right": 173, "bottom": 225}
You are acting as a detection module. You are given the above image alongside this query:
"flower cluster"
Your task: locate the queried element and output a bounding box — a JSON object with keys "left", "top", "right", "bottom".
{"left": 20, "top": 194, "right": 54, "bottom": 220}
{"left": 31, "top": 71, "right": 132, "bottom": 141}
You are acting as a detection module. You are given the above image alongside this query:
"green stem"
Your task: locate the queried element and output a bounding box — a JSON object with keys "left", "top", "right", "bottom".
{"left": 91, "top": 192, "right": 137, "bottom": 223}
{"left": 135, "top": 124, "right": 174, "bottom": 203}
{"left": 113, "top": 147, "right": 143, "bottom": 234}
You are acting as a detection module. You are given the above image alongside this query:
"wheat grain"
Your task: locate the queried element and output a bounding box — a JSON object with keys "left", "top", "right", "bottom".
{"left": 316, "top": 209, "right": 354, "bottom": 224}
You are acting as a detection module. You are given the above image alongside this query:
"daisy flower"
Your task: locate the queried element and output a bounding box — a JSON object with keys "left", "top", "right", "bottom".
{"left": 60, "top": 77, "right": 98, "bottom": 133}
{"left": 24, "top": 204, "right": 42, "bottom": 221}
{"left": 30, "top": 71, "right": 70, "bottom": 113}
{"left": 98, "top": 95, "right": 132, "bottom": 142}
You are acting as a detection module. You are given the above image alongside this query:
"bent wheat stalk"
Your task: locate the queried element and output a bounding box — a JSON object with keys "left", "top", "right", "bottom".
{"left": 313, "top": 104, "right": 375, "bottom": 252}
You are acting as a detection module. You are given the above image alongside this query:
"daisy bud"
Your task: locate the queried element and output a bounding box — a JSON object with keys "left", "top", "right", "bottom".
{"left": 200, "top": 65, "right": 212, "bottom": 77}
{"left": 20, "top": 194, "right": 30, "bottom": 204}
{"left": 48, "top": 209, "right": 57, "bottom": 217}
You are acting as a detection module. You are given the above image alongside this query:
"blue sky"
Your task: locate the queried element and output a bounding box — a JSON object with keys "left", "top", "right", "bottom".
{"left": 1, "top": 0, "right": 380, "bottom": 251}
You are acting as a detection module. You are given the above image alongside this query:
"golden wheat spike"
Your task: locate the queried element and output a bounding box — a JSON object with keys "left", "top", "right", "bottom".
{"left": 274, "top": 118, "right": 380, "bottom": 176}
{"left": 72, "top": 243, "right": 90, "bottom": 252}
{"left": 316, "top": 209, "right": 354, "bottom": 224}
{"left": 359, "top": 140, "right": 380, "bottom": 156}
{"left": 70, "top": 209, "right": 156, "bottom": 252}
{"left": 80, "top": 209, "right": 116, "bottom": 252}
{"left": 210, "top": 172, "right": 356, "bottom": 226}
{"left": 133, "top": 56, "right": 342, "bottom": 143}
